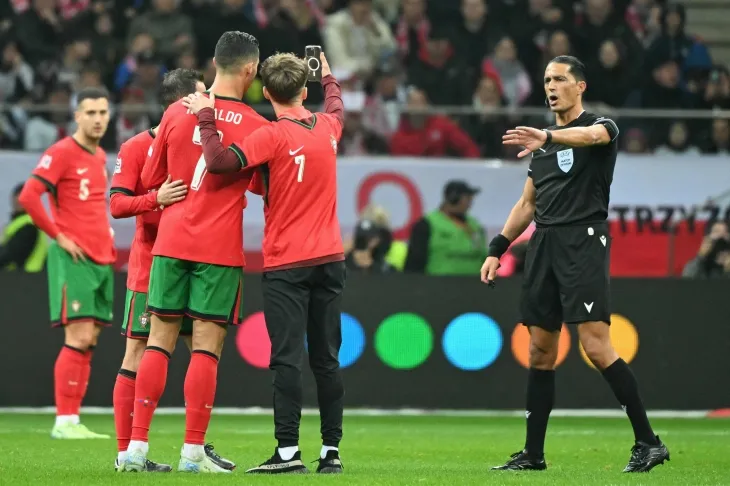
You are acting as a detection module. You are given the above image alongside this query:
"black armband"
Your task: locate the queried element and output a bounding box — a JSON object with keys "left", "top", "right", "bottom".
{"left": 488, "top": 234, "right": 511, "bottom": 259}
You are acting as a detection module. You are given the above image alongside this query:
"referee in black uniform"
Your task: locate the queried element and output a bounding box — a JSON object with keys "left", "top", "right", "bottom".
{"left": 481, "top": 56, "right": 670, "bottom": 473}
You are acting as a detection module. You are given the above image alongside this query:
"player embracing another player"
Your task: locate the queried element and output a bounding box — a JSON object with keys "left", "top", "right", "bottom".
{"left": 19, "top": 87, "right": 114, "bottom": 440}
{"left": 118, "top": 31, "right": 268, "bottom": 473}
{"left": 183, "top": 50, "right": 346, "bottom": 474}
{"left": 109, "top": 68, "right": 235, "bottom": 472}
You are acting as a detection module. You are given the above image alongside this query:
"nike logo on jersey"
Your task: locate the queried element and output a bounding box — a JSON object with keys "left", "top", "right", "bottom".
{"left": 77, "top": 168, "right": 89, "bottom": 175}
{"left": 289, "top": 146, "right": 304, "bottom": 156}
{"left": 584, "top": 302, "right": 594, "bottom": 313}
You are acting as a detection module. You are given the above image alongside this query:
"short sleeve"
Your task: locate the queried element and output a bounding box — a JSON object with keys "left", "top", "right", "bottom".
{"left": 110, "top": 141, "right": 142, "bottom": 196}
{"left": 30, "top": 145, "right": 66, "bottom": 189}
{"left": 234, "top": 125, "right": 277, "bottom": 169}
{"left": 593, "top": 117, "right": 619, "bottom": 143}
{"left": 319, "top": 113, "right": 343, "bottom": 142}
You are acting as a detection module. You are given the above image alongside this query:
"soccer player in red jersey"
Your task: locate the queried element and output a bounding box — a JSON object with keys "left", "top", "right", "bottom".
{"left": 109, "top": 69, "right": 235, "bottom": 472}
{"left": 119, "top": 31, "right": 269, "bottom": 474}
{"left": 18, "top": 87, "right": 114, "bottom": 439}
{"left": 184, "top": 51, "right": 345, "bottom": 475}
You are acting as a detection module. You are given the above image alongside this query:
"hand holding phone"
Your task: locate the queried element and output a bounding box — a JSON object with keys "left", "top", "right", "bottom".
{"left": 305, "top": 45, "right": 322, "bottom": 83}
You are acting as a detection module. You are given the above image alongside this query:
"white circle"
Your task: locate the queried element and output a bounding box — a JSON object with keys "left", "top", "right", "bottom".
{"left": 307, "top": 57, "right": 320, "bottom": 72}
{"left": 588, "top": 227, "right": 594, "bottom": 236}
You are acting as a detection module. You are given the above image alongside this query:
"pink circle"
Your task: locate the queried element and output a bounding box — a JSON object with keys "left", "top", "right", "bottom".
{"left": 236, "top": 312, "right": 271, "bottom": 369}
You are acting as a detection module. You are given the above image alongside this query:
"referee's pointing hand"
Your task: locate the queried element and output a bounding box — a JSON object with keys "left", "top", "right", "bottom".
{"left": 503, "top": 126, "right": 548, "bottom": 158}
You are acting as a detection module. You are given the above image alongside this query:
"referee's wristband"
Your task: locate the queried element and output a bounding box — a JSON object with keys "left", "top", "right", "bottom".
{"left": 487, "top": 234, "right": 511, "bottom": 259}
{"left": 543, "top": 129, "right": 552, "bottom": 144}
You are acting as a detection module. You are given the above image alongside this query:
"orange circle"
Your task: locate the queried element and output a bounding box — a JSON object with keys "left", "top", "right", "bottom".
{"left": 511, "top": 324, "right": 572, "bottom": 369}
{"left": 579, "top": 314, "right": 639, "bottom": 369}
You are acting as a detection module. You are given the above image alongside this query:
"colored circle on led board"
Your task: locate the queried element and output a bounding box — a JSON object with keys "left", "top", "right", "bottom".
{"left": 338, "top": 313, "right": 366, "bottom": 368}
{"left": 580, "top": 314, "right": 639, "bottom": 369}
{"left": 442, "top": 313, "right": 503, "bottom": 370}
{"left": 374, "top": 313, "right": 433, "bottom": 369}
{"left": 511, "top": 323, "right": 572, "bottom": 369}
{"left": 236, "top": 311, "right": 271, "bottom": 369}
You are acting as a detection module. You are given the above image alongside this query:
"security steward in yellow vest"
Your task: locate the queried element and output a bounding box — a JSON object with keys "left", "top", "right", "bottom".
{"left": 0, "top": 183, "right": 48, "bottom": 272}
{"left": 404, "top": 180, "right": 487, "bottom": 275}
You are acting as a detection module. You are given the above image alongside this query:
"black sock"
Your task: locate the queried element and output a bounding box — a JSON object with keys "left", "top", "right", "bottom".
{"left": 602, "top": 358, "right": 656, "bottom": 444}
{"left": 524, "top": 368, "right": 555, "bottom": 458}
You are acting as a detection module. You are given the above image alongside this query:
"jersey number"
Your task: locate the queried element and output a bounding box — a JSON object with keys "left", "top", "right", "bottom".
{"left": 191, "top": 127, "right": 223, "bottom": 191}
{"left": 79, "top": 179, "right": 90, "bottom": 200}
{"left": 294, "top": 155, "right": 305, "bottom": 183}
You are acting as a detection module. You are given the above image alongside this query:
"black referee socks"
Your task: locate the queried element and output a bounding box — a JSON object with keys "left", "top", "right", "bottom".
{"left": 602, "top": 358, "right": 657, "bottom": 444}
{"left": 524, "top": 368, "right": 555, "bottom": 458}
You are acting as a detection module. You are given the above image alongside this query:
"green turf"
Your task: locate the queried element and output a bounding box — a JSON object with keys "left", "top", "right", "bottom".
{"left": 1, "top": 414, "right": 728, "bottom": 485}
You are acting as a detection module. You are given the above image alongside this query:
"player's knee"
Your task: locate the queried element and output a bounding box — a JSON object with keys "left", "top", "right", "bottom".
{"left": 580, "top": 335, "right": 615, "bottom": 370}
{"left": 528, "top": 341, "right": 558, "bottom": 369}
{"left": 121, "top": 339, "right": 147, "bottom": 371}
{"left": 191, "top": 320, "right": 226, "bottom": 356}
{"left": 147, "top": 315, "right": 181, "bottom": 352}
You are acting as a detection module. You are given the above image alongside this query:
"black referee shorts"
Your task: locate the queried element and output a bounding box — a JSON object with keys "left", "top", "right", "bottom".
{"left": 261, "top": 260, "right": 346, "bottom": 447}
{"left": 518, "top": 223, "right": 611, "bottom": 332}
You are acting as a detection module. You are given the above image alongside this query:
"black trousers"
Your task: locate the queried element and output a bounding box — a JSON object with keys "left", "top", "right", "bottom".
{"left": 262, "top": 260, "right": 346, "bottom": 448}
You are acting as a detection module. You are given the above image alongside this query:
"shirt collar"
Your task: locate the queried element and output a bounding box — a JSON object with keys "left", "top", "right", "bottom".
{"left": 277, "top": 106, "right": 312, "bottom": 120}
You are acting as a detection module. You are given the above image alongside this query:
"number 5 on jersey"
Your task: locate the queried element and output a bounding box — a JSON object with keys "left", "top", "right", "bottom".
{"left": 294, "top": 155, "right": 305, "bottom": 183}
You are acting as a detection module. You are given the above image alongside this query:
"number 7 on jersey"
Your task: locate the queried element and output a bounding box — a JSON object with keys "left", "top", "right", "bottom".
{"left": 294, "top": 154, "right": 305, "bottom": 183}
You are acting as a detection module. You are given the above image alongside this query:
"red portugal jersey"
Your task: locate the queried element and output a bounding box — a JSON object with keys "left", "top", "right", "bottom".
{"left": 31, "top": 136, "right": 116, "bottom": 264}
{"left": 110, "top": 129, "right": 160, "bottom": 292}
{"left": 233, "top": 106, "right": 344, "bottom": 269}
{"left": 141, "top": 97, "right": 269, "bottom": 267}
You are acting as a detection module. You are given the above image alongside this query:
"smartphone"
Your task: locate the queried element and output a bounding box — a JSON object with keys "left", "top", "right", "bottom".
{"left": 305, "top": 45, "right": 322, "bottom": 83}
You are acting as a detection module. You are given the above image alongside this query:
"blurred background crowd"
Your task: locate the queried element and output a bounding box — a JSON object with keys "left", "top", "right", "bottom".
{"left": 0, "top": 0, "right": 728, "bottom": 158}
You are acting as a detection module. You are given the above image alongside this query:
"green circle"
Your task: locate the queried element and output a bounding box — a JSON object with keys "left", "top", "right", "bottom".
{"left": 374, "top": 313, "right": 433, "bottom": 369}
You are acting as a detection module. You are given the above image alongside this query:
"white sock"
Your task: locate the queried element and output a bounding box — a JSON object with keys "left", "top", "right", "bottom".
{"left": 278, "top": 446, "right": 298, "bottom": 461}
{"left": 321, "top": 446, "right": 338, "bottom": 459}
{"left": 55, "top": 415, "right": 79, "bottom": 427}
{"left": 182, "top": 443, "right": 204, "bottom": 459}
{"left": 117, "top": 451, "right": 128, "bottom": 463}
{"left": 128, "top": 440, "right": 149, "bottom": 455}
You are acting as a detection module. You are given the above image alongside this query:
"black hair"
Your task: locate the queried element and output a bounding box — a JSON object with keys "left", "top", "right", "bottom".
{"left": 214, "top": 31, "right": 259, "bottom": 71}
{"left": 160, "top": 68, "right": 204, "bottom": 108}
{"left": 549, "top": 55, "right": 587, "bottom": 82}
{"left": 76, "top": 86, "right": 109, "bottom": 107}
{"left": 12, "top": 183, "right": 24, "bottom": 197}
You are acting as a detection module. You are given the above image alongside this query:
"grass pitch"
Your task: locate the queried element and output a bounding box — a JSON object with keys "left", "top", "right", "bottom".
{"left": 0, "top": 414, "right": 728, "bottom": 485}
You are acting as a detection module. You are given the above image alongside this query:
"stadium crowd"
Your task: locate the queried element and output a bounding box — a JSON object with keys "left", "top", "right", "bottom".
{"left": 0, "top": 0, "right": 728, "bottom": 157}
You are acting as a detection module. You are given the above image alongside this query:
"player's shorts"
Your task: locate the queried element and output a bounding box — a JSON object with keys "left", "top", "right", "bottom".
{"left": 518, "top": 222, "right": 611, "bottom": 332}
{"left": 122, "top": 289, "right": 193, "bottom": 339}
{"left": 147, "top": 256, "right": 244, "bottom": 325}
{"left": 47, "top": 242, "right": 114, "bottom": 327}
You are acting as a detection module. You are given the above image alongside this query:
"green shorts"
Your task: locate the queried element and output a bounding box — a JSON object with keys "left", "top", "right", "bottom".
{"left": 122, "top": 289, "right": 193, "bottom": 339}
{"left": 147, "top": 256, "right": 244, "bottom": 325}
{"left": 47, "top": 242, "right": 114, "bottom": 327}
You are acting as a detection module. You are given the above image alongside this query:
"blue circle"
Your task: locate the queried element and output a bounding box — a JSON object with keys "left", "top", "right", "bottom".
{"left": 304, "top": 313, "right": 365, "bottom": 369}
{"left": 442, "top": 313, "right": 503, "bottom": 371}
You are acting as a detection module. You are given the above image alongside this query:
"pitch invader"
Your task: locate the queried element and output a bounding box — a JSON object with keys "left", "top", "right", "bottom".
{"left": 118, "top": 31, "right": 269, "bottom": 473}
{"left": 19, "top": 87, "right": 114, "bottom": 439}
{"left": 109, "top": 68, "right": 235, "bottom": 473}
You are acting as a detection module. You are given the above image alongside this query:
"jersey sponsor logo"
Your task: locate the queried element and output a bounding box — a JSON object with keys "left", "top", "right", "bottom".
{"left": 557, "top": 149, "right": 574, "bottom": 173}
{"left": 114, "top": 157, "right": 122, "bottom": 174}
{"left": 289, "top": 146, "right": 304, "bottom": 156}
{"left": 37, "top": 154, "right": 52, "bottom": 169}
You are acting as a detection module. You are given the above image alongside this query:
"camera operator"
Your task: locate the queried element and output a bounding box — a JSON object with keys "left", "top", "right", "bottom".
{"left": 345, "top": 219, "right": 396, "bottom": 274}
{"left": 682, "top": 220, "right": 730, "bottom": 278}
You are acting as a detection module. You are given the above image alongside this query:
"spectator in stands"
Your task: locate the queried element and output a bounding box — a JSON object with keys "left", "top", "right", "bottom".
{"left": 453, "top": 0, "right": 502, "bottom": 69}
{"left": 116, "top": 87, "right": 151, "bottom": 146}
{"left": 191, "top": 0, "right": 260, "bottom": 64}
{"left": 482, "top": 35, "right": 532, "bottom": 107}
{"left": 623, "top": 128, "right": 651, "bottom": 153}
{"left": 324, "top": 0, "right": 395, "bottom": 78}
{"left": 511, "top": 0, "right": 570, "bottom": 54}
{"left": 0, "top": 183, "right": 47, "bottom": 273}
{"left": 127, "top": 51, "right": 165, "bottom": 120}
{"left": 338, "top": 83, "right": 389, "bottom": 155}
{"left": 404, "top": 180, "right": 487, "bottom": 275}
{"left": 584, "top": 39, "right": 633, "bottom": 107}
{"left": 23, "top": 83, "right": 72, "bottom": 151}
{"left": 682, "top": 220, "right": 730, "bottom": 279}
{"left": 390, "top": 88, "right": 480, "bottom": 158}
{"left": 345, "top": 219, "right": 396, "bottom": 273}
{"left": 575, "top": 0, "right": 643, "bottom": 71}
{"left": 127, "top": 0, "right": 194, "bottom": 62}
{"left": 393, "top": 0, "right": 428, "bottom": 69}
{"left": 701, "top": 66, "right": 730, "bottom": 110}
{"left": 407, "top": 23, "right": 474, "bottom": 106}
{"left": 655, "top": 120, "right": 700, "bottom": 155}
{"left": 625, "top": 0, "right": 663, "bottom": 47}
{"left": 13, "top": 0, "right": 65, "bottom": 66}
{"left": 56, "top": 37, "right": 92, "bottom": 89}
{"left": 465, "top": 74, "right": 508, "bottom": 158}
{"left": 647, "top": 3, "right": 712, "bottom": 75}
{"left": 703, "top": 118, "right": 730, "bottom": 154}
{"left": 363, "top": 59, "right": 407, "bottom": 140}
{"left": 114, "top": 32, "right": 155, "bottom": 91}
{"left": 0, "top": 41, "right": 34, "bottom": 103}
